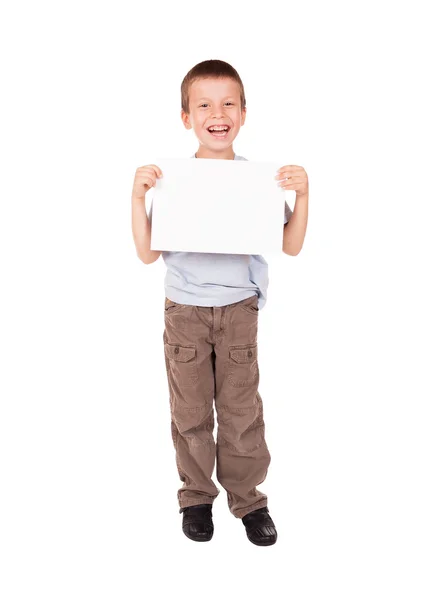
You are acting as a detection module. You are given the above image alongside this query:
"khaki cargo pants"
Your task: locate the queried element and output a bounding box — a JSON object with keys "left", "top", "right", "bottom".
{"left": 163, "top": 293, "right": 271, "bottom": 519}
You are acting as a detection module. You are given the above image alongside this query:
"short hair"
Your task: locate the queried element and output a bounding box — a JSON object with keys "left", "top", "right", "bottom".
{"left": 181, "top": 59, "right": 246, "bottom": 114}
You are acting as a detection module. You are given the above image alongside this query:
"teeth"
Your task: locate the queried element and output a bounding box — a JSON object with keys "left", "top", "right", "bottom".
{"left": 208, "top": 126, "right": 228, "bottom": 131}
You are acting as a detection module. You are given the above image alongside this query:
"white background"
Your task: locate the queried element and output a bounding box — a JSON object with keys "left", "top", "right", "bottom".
{"left": 1, "top": 1, "right": 427, "bottom": 599}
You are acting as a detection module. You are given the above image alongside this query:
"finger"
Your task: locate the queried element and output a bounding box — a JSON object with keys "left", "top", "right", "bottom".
{"left": 143, "top": 176, "right": 156, "bottom": 188}
{"left": 140, "top": 172, "right": 157, "bottom": 187}
{"left": 277, "top": 175, "right": 303, "bottom": 184}
{"left": 152, "top": 164, "right": 163, "bottom": 178}
{"left": 147, "top": 164, "right": 163, "bottom": 178}
{"left": 276, "top": 165, "right": 301, "bottom": 174}
{"left": 280, "top": 184, "right": 306, "bottom": 193}
{"left": 277, "top": 178, "right": 302, "bottom": 188}
{"left": 139, "top": 165, "right": 163, "bottom": 178}
{"left": 275, "top": 172, "right": 294, "bottom": 180}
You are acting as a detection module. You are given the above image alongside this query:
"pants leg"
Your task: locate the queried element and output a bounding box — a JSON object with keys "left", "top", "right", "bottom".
{"left": 213, "top": 294, "right": 271, "bottom": 519}
{"left": 163, "top": 294, "right": 271, "bottom": 518}
{"left": 163, "top": 297, "right": 220, "bottom": 512}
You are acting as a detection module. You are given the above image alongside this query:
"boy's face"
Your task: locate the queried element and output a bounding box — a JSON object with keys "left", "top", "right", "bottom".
{"left": 181, "top": 77, "right": 246, "bottom": 153}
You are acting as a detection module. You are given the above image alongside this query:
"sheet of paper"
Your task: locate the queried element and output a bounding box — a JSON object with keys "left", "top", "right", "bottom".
{"left": 150, "top": 157, "right": 286, "bottom": 255}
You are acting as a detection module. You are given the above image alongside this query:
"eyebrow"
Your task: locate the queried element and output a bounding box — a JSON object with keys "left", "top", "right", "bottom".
{"left": 196, "top": 96, "right": 236, "bottom": 101}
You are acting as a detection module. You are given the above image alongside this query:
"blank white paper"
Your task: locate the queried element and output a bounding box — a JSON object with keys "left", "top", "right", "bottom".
{"left": 150, "top": 157, "right": 287, "bottom": 255}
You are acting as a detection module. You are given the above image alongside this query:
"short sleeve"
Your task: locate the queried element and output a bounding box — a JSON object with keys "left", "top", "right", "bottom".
{"left": 284, "top": 200, "right": 293, "bottom": 224}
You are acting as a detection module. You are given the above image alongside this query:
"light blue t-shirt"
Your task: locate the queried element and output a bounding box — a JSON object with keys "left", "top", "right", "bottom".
{"left": 148, "top": 153, "right": 293, "bottom": 310}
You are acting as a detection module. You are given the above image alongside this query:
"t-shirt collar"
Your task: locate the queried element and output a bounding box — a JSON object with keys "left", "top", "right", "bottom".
{"left": 192, "top": 153, "right": 236, "bottom": 160}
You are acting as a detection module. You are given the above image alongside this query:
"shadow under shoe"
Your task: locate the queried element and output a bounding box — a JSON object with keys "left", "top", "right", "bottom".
{"left": 242, "top": 507, "right": 277, "bottom": 546}
{"left": 182, "top": 504, "right": 214, "bottom": 542}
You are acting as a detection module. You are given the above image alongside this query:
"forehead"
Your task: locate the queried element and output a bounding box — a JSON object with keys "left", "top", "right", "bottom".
{"left": 189, "top": 77, "right": 240, "bottom": 101}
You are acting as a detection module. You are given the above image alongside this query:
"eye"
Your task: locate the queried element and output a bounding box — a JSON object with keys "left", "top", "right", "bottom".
{"left": 199, "top": 102, "right": 234, "bottom": 108}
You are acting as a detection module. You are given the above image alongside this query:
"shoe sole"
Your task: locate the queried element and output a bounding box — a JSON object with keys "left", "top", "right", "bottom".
{"left": 247, "top": 535, "right": 277, "bottom": 546}
{"left": 183, "top": 530, "right": 213, "bottom": 542}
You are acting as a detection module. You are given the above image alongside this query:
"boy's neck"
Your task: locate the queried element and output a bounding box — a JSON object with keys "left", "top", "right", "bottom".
{"left": 195, "top": 148, "right": 235, "bottom": 160}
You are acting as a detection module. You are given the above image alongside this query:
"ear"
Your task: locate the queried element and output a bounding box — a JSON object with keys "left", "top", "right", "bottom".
{"left": 181, "top": 109, "right": 192, "bottom": 130}
{"left": 241, "top": 107, "right": 247, "bottom": 126}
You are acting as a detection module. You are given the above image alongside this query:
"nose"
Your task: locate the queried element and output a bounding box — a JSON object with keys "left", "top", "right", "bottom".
{"left": 211, "top": 106, "right": 225, "bottom": 119}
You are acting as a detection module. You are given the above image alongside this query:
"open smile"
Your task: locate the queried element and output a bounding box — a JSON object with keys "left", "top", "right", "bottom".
{"left": 206, "top": 125, "right": 231, "bottom": 139}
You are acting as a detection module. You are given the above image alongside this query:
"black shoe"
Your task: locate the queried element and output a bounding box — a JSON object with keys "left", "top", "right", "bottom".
{"left": 182, "top": 504, "right": 214, "bottom": 542}
{"left": 242, "top": 507, "right": 277, "bottom": 546}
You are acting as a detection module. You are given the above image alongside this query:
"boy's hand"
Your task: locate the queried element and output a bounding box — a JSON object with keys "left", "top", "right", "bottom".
{"left": 132, "top": 164, "right": 163, "bottom": 200}
{"left": 275, "top": 165, "right": 308, "bottom": 197}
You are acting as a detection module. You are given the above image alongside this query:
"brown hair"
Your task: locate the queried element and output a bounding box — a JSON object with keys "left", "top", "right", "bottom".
{"left": 181, "top": 59, "right": 246, "bottom": 114}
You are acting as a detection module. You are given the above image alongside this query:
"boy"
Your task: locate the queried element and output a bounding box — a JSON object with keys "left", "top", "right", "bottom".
{"left": 131, "top": 60, "right": 308, "bottom": 545}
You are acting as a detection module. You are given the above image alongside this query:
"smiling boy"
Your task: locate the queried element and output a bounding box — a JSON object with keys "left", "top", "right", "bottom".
{"left": 131, "top": 60, "right": 308, "bottom": 545}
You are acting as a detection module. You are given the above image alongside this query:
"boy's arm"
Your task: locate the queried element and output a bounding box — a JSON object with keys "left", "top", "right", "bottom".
{"left": 131, "top": 194, "right": 162, "bottom": 264}
{"left": 282, "top": 193, "right": 308, "bottom": 256}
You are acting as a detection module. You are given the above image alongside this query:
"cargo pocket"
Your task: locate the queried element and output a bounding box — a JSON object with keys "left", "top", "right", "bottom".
{"left": 164, "top": 342, "right": 198, "bottom": 387}
{"left": 238, "top": 295, "right": 259, "bottom": 315}
{"left": 227, "top": 344, "right": 259, "bottom": 388}
{"left": 164, "top": 298, "right": 187, "bottom": 315}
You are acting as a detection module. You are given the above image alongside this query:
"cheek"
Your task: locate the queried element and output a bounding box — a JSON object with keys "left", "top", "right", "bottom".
{"left": 231, "top": 110, "right": 242, "bottom": 125}
{"left": 194, "top": 116, "right": 206, "bottom": 130}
